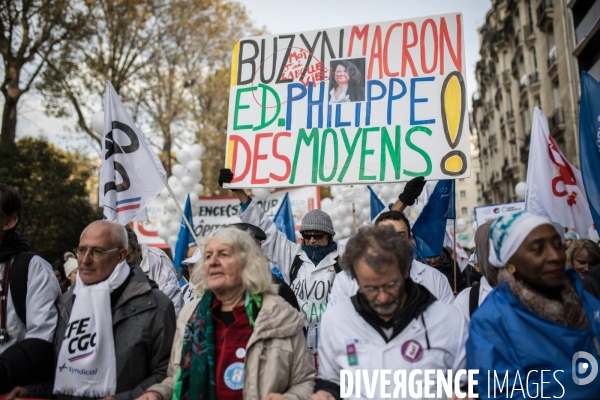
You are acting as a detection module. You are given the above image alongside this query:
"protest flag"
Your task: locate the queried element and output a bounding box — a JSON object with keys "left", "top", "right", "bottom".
{"left": 579, "top": 71, "right": 600, "bottom": 233}
{"left": 368, "top": 185, "right": 386, "bottom": 220}
{"left": 274, "top": 193, "right": 296, "bottom": 242}
{"left": 526, "top": 107, "right": 593, "bottom": 237}
{"left": 100, "top": 82, "right": 166, "bottom": 224}
{"left": 173, "top": 195, "right": 196, "bottom": 271}
{"left": 411, "top": 180, "right": 455, "bottom": 258}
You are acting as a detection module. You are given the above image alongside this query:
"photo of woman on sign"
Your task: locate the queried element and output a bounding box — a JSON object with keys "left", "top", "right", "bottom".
{"left": 328, "top": 59, "right": 365, "bottom": 103}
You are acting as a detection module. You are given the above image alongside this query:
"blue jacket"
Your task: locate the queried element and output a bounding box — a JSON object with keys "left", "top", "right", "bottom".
{"left": 467, "top": 269, "right": 600, "bottom": 399}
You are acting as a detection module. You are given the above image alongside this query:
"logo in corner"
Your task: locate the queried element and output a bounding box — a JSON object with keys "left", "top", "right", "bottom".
{"left": 572, "top": 351, "right": 599, "bottom": 385}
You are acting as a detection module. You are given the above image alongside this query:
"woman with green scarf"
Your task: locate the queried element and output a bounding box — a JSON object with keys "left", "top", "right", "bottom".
{"left": 137, "top": 227, "right": 316, "bottom": 400}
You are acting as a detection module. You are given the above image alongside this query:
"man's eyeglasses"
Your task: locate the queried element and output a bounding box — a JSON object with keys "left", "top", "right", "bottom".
{"left": 359, "top": 280, "right": 401, "bottom": 298}
{"left": 302, "top": 232, "right": 326, "bottom": 241}
{"left": 74, "top": 247, "right": 120, "bottom": 260}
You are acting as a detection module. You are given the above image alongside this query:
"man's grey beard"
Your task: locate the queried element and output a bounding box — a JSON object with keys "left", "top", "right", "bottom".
{"left": 369, "top": 298, "right": 401, "bottom": 316}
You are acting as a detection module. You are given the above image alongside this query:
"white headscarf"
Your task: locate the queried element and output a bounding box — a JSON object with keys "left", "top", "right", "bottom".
{"left": 488, "top": 211, "right": 559, "bottom": 268}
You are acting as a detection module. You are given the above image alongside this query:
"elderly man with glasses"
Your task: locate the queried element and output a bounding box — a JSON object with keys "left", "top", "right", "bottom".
{"left": 311, "top": 225, "right": 468, "bottom": 400}
{"left": 12, "top": 220, "right": 176, "bottom": 400}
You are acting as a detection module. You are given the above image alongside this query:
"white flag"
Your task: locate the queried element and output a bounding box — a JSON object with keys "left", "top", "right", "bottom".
{"left": 444, "top": 226, "right": 469, "bottom": 272}
{"left": 99, "top": 82, "right": 166, "bottom": 224}
{"left": 525, "top": 107, "right": 593, "bottom": 237}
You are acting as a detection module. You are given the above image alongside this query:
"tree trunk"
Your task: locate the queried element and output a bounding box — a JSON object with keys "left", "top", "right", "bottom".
{"left": 0, "top": 93, "right": 20, "bottom": 147}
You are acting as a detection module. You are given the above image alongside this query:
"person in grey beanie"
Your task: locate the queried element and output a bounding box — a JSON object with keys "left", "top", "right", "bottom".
{"left": 218, "top": 170, "right": 340, "bottom": 365}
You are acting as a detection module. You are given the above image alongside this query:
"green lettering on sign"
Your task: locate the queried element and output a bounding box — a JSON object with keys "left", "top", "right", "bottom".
{"left": 403, "top": 126, "right": 432, "bottom": 177}
{"left": 290, "top": 128, "right": 319, "bottom": 184}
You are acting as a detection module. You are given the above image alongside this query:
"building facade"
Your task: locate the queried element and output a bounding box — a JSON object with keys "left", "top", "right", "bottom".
{"left": 472, "top": 0, "right": 580, "bottom": 205}
{"left": 570, "top": 0, "right": 600, "bottom": 81}
{"left": 455, "top": 130, "right": 483, "bottom": 247}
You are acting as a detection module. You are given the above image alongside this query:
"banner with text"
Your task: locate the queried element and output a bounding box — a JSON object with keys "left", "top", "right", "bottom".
{"left": 225, "top": 13, "right": 470, "bottom": 188}
{"left": 134, "top": 186, "right": 320, "bottom": 247}
{"left": 474, "top": 201, "right": 525, "bottom": 227}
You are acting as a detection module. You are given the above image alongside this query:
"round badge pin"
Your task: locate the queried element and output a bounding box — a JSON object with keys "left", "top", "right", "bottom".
{"left": 224, "top": 362, "right": 244, "bottom": 390}
{"left": 235, "top": 347, "right": 246, "bottom": 359}
{"left": 401, "top": 340, "right": 424, "bottom": 363}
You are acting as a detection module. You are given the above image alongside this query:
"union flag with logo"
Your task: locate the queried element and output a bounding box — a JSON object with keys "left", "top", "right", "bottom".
{"left": 525, "top": 107, "right": 593, "bottom": 237}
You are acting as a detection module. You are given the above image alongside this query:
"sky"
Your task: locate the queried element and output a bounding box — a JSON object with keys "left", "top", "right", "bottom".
{"left": 13, "top": 0, "right": 491, "bottom": 152}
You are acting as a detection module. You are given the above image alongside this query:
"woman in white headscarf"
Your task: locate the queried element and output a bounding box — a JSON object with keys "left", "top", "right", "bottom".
{"left": 467, "top": 211, "right": 600, "bottom": 399}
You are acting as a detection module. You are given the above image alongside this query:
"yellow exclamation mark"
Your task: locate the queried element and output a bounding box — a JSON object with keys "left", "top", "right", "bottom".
{"left": 440, "top": 71, "right": 467, "bottom": 176}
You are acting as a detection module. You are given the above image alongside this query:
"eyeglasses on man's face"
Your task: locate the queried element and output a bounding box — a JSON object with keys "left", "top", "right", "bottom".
{"left": 359, "top": 280, "right": 402, "bottom": 298}
{"left": 74, "top": 247, "right": 120, "bottom": 260}
{"left": 302, "top": 232, "right": 326, "bottom": 241}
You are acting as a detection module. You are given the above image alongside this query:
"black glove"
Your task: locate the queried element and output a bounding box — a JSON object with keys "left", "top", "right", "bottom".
{"left": 398, "top": 176, "right": 426, "bottom": 206}
{"left": 218, "top": 168, "right": 238, "bottom": 191}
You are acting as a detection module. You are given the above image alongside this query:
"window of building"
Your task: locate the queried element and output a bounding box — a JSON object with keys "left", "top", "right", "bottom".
{"left": 461, "top": 207, "right": 468, "bottom": 216}
{"left": 477, "top": 190, "right": 482, "bottom": 202}
{"left": 526, "top": 0, "right": 533, "bottom": 24}
{"left": 530, "top": 47, "right": 538, "bottom": 71}
{"left": 460, "top": 190, "right": 466, "bottom": 199}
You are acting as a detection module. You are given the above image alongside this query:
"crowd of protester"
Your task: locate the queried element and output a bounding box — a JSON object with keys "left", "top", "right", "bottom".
{"left": 1, "top": 173, "right": 600, "bottom": 399}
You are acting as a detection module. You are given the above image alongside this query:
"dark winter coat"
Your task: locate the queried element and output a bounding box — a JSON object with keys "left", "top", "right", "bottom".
{"left": 26, "top": 266, "right": 176, "bottom": 400}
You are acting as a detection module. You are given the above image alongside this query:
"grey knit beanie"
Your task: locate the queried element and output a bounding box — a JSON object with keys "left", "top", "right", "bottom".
{"left": 299, "top": 209, "right": 335, "bottom": 236}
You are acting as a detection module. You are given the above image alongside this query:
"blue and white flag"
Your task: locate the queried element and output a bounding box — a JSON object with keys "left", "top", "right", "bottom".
{"left": 579, "top": 71, "right": 600, "bottom": 233}
{"left": 173, "top": 195, "right": 196, "bottom": 269}
{"left": 411, "top": 180, "right": 455, "bottom": 258}
{"left": 100, "top": 82, "right": 166, "bottom": 224}
{"left": 274, "top": 193, "right": 296, "bottom": 242}
{"left": 368, "top": 185, "right": 386, "bottom": 220}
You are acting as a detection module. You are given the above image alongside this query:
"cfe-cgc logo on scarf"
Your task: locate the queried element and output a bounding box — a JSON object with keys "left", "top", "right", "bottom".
{"left": 224, "top": 362, "right": 244, "bottom": 390}
{"left": 64, "top": 317, "right": 97, "bottom": 362}
{"left": 401, "top": 340, "right": 423, "bottom": 363}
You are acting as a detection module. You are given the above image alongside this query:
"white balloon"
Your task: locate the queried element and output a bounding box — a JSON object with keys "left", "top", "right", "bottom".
{"left": 176, "top": 149, "right": 193, "bottom": 165}
{"left": 333, "top": 234, "right": 341, "bottom": 242}
{"left": 181, "top": 176, "right": 195, "bottom": 191}
{"left": 167, "top": 235, "right": 178, "bottom": 246}
{"left": 188, "top": 169, "right": 203, "bottom": 182}
{"left": 343, "top": 215, "right": 354, "bottom": 228}
{"left": 341, "top": 227, "right": 352, "bottom": 238}
{"left": 167, "top": 175, "right": 181, "bottom": 188}
{"left": 193, "top": 183, "right": 204, "bottom": 195}
{"left": 332, "top": 218, "right": 343, "bottom": 228}
{"left": 456, "top": 218, "right": 468, "bottom": 233}
{"left": 330, "top": 186, "right": 341, "bottom": 197}
{"left": 361, "top": 208, "right": 370, "bottom": 220}
{"left": 169, "top": 221, "right": 180, "bottom": 236}
{"left": 329, "top": 208, "right": 339, "bottom": 220}
{"left": 160, "top": 214, "right": 171, "bottom": 226}
{"left": 252, "top": 188, "right": 270, "bottom": 201}
{"left": 159, "top": 187, "right": 170, "bottom": 199}
{"left": 333, "top": 196, "right": 344, "bottom": 205}
{"left": 91, "top": 111, "right": 104, "bottom": 135}
{"left": 188, "top": 192, "right": 200, "bottom": 205}
{"left": 336, "top": 203, "right": 349, "bottom": 215}
{"left": 172, "top": 164, "right": 186, "bottom": 179}
{"left": 379, "top": 186, "right": 392, "bottom": 200}
{"left": 353, "top": 203, "right": 362, "bottom": 215}
{"left": 165, "top": 198, "right": 177, "bottom": 212}
{"left": 321, "top": 198, "right": 334, "bottom": 212}
{"left": 515, "top": 181, "right": 526, "bottom": 200}
{"left": 189, "top": 144, "right": 204, "bottom": 159}
{"left": 391, "top": 183, "right": 403, "bottom": 196}
{"left": 172, "top": 185, "right": 186, "bottom": 200}
{"left": 158, "top": 226, "right": 170, "bottom": 240}
{"left": 186, "top": 160, "right": 201, "bottom": 173}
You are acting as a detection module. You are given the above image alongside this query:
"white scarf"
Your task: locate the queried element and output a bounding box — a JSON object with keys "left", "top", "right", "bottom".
{"left": 54, "top": 260, "right": 130, "bottom": 397}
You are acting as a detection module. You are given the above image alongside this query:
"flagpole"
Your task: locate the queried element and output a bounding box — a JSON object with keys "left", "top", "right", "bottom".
{"left": 160, "top": 175, "right": 202, "bottom": 248}
{"left": 453, "top": 218, "right": 457, "bottom": 295}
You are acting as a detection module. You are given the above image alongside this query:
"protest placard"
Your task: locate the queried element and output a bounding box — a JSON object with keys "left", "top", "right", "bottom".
{"left": 135, "top": 186, "right": 320, "bottom": 246}
{"left": 225, "top": 13, "right": 470, "bottom": 188}
{"left": 473, "top": 201, "right": 525, "bottom": 227}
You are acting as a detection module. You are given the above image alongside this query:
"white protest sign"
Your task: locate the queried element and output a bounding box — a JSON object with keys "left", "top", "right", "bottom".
{"left": 474, "top": 202, "right": 525, "bottom": 227}
{"left": 225, "top": 13, "right": 470, "bottom": 188}
{"left": 138, "top": 186, "right": 320, "bottom": 247}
